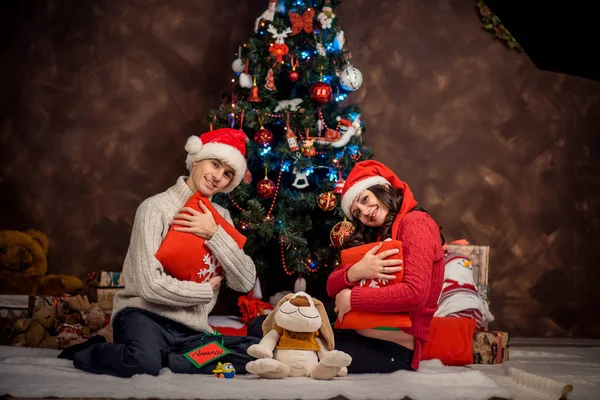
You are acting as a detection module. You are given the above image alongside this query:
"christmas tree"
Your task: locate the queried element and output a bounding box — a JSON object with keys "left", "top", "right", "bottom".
{"left": 211, "top": 0, "right": 372, "bottom": 295}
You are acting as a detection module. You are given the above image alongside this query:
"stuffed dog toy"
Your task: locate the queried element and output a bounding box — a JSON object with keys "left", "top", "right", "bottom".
{"left": 246, "top": 292, "right": 351, "bottom": 379}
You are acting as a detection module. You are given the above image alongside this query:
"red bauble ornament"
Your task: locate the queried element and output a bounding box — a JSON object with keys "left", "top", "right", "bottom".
{"left": 310, "top": 82, "right": 332, "bottom": 104}
{"left": 288, "top": 70, "right": 300, "bottom": 82}
{"left": 254, "top": 128, "right": 273, "bottom": 147}
{"left": 330, "top": 220, "right": 355, "bottom": 248}
{"left": 317, "top": 191, "right": 337, "bottom": 211}
{"left": 289, "top": 55, "right": 300, "bottom": 82}
{"left": 257, "top": 179, "right": 276, "bottom": 199}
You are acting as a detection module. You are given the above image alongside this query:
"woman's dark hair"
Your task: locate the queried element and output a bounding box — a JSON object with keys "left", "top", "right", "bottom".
{"left": 342, "top": 184, "right": 444, "bottom": 249}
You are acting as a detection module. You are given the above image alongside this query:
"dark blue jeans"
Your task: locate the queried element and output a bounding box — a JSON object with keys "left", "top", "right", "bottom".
{"left": 73, "top": 307, "right": 259, "bottom": 377}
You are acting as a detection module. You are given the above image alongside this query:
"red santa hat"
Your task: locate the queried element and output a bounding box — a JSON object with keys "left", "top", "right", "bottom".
{"left": 340, "top": 160, "right": 418, "bottom": 224}
{"left": 185, "top": 128, "right": 248, "bottom": 193}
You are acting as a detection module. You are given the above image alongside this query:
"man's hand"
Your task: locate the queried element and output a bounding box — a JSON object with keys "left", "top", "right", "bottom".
{"left": 209, "top": 275, "right": 223, "bottom": 291}
{"left": 173, "top": 201, "right": 219, "bottom": 239}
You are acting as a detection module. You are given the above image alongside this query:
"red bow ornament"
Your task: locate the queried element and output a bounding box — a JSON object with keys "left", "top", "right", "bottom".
{"left": 269, "top": 43, "right": 289, "bottom": 63}
{"left": 288, "top": 9, "right": 315, "bottom": 35}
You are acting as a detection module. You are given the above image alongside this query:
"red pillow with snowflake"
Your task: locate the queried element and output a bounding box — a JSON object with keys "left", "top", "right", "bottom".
{"left": 156, "top": 191, "right": 246, "bottom": 283}
{"left": 334, "top": 240, "right": 412, "bottom": 330}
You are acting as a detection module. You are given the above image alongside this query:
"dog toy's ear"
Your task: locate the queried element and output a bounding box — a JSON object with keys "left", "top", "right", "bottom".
{"left": 261, "top": 292, "right": 294, "bottom": 336}
{"left": 313, "top": 297, "right": 335, "bottom": 351}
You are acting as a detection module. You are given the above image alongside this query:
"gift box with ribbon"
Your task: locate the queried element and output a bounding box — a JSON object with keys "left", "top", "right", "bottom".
{"left": 237, "top": 291, "right": 273, "bottom": 324}
{"left": 87, "top": 271, "right": 124, "bottom": 288}
{"left": 29, "top": 294, "right": 71, "bottom": 318}
{"left": 0, "top": 295, "right": 30, "bottom": 345}
{"left": 87, "top": 271, "right": 124, "bottom": 314}
{"left": 472, "top": 330, "right": 509, "bottom": 364}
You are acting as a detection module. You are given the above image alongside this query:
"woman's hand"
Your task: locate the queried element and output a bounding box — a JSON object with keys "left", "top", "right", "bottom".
{"left": 346, "top": 242, "right": 403, "bottom": 283}
{"left": 209, "top": 275, "right": 223, "bottom": 291}
{"left": 173, "top": 201, "right": 218, "bottom": 239}
{"left": 334, "top": 288, "right": 352, "bottom": 322}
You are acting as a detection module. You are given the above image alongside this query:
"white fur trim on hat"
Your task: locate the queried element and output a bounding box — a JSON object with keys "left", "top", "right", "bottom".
{"left": 341, "top": 176, "right": 391, "bottom": 218}
{"left": 185, "top": 136, "right": 247, "bottom": 193}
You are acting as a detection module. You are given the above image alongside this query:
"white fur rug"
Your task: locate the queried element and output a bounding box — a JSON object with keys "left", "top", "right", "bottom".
{"left": 0, "top": 346, "right": 511, "bottom": 400}
{"left": 472, "top": 347, "right": 598, "bottom": 400}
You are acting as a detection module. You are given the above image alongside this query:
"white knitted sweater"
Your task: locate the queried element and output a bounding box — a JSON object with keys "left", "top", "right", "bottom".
{"left": 112, "top": 176, "right": 256, "bottom": 333}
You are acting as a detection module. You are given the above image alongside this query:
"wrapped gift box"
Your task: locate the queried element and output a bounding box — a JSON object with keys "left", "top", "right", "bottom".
{"left": 87, "top": 271, "right": 124, "bottom": 314}
{"left": 446, "top": 244, "right": 490, "bottom": 302}
{"left": 29, "top": 295, "right": 71, "bottom": 317}
{"left": 472, "top": 330, "right": 509, "bottom": 364}
{"left": 0, "top": 295, "right": 31, "bottom": 345}
{"left": 88, "top": 271, "right": 124, "bottom": 288}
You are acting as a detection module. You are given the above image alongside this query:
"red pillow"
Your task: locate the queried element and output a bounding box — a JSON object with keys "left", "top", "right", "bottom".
{"left": 155, "top": 191, "right": 246, "bottom": 283}
{"left": 333, "top": 240, "right": 412, "bottom": 330}
{"left": 422, "top": 317, "right": 476, "bottom": 365}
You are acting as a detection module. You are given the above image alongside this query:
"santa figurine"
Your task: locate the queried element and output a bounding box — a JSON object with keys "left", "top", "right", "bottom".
{"left": 254, "top": 0, "right": 277, "bottom": 33}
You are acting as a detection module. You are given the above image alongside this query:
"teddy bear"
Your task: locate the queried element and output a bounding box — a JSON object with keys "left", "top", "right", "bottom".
{"left": 245, "top": 292, "right": 352, "bottom": 380}
{"left": 12, "top": 306, "right": 59, "bottom": 348}
{"left": 56, "top": 295, "right": 113, "bottom": 348}
{"left": 0, "top": 229, "right": 84, "bottom": 295}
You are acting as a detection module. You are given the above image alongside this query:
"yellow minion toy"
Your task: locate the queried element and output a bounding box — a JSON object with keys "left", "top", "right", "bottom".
{"left": 212, "top": 362, "right": 236, "bottom": 379}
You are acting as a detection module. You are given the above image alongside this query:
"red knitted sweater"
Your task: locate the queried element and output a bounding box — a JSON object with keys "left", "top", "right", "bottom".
{"left": 327, "top": 211, "right": 444, "bottom": 370}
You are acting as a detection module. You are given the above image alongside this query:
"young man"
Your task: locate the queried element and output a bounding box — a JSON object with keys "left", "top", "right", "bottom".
{"left": 60, "top": 128, "right": 259, "bottom": 377}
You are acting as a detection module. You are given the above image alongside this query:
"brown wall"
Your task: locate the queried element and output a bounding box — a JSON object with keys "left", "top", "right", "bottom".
{"left": 1, "top": 0, "right": 599, "bottom": 338}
